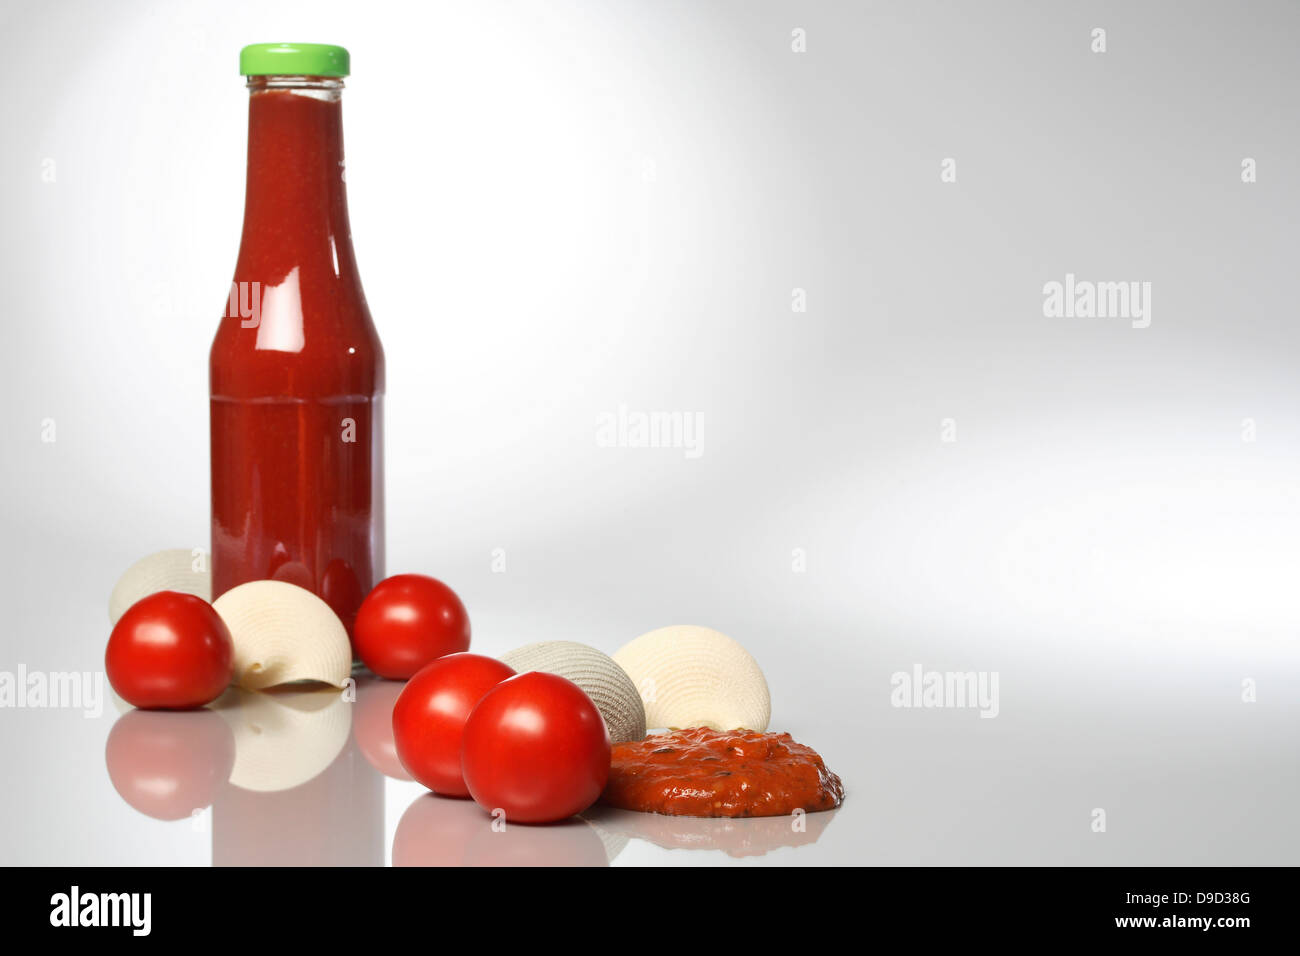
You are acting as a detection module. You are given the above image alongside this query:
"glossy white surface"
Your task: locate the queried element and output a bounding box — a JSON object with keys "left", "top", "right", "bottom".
{"left": 3, "top": 617, "right": 1297, "bottom": 866}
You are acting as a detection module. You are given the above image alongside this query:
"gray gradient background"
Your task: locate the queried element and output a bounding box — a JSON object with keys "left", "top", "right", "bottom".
{"left": 1, "top": 0, "right": 1298, "bottom": 865}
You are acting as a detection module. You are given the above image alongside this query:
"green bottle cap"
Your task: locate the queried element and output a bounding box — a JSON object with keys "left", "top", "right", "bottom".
{"left": 239, "top": 43, "right": 350, "bottom": 77}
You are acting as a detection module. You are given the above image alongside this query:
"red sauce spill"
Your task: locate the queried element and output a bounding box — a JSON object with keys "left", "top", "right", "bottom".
{"left": 602, "top": 727, "right": 844, "bottom": 818}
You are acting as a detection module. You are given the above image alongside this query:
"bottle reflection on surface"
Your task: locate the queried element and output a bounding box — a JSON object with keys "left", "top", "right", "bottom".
{"left": 392, "top": 792, "right": 610, "bottom": 867}
{"left": 210, "top": 687, "right": 384, "bottom": 866}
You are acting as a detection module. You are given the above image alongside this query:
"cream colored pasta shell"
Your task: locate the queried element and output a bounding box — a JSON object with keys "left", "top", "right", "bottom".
{"left": 613, "top": 625, "right": 771, "bottom": 732}
{"left": 500, "top": 641, "right": 646, "bottom": 743}
{"left": 213, "top": 687, "right": 351, "bottom": 792}
{"left": 108, "top": 548, "right": 212, "bottom": 624}
{"left": 212, "top": 580, "right": 352, "bottom": 690}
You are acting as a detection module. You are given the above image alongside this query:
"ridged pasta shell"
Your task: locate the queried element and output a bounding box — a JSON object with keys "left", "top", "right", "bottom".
{"left": 213, "top": 687, "right": 351, "bottom": 792}
{"left": 500, "top": 641, "right": 646, "bottom": 743}
{"left": 613, "top": 625, "right": 771, "bottom": 732}
{"left": 109, "top": 548, "right": 212, "bottom": 624}
{"left": 212, "top": 581, "right": 352, "bottom": 690}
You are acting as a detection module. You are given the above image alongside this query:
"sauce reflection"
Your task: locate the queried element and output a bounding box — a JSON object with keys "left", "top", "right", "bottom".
{"left": 581, "top": 805, "right": 840, "bottom": 859}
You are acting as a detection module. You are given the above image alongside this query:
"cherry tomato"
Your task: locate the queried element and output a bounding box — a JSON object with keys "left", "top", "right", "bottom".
{"left": 392, "top": 653, "right": 515, "bottom": 796}
{"left": 461, "top": 672, "right": 610, "bottom": 824}
{"left": 105, "top": 591, "right": 234, "bottom": 709}
{"left": 354, "top": 574, "right": 471, "bottom": 679}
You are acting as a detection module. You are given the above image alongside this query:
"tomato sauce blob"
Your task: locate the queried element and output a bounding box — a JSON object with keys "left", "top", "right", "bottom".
{"left": 602, "top": 727, "right": 844, "bottom": 818}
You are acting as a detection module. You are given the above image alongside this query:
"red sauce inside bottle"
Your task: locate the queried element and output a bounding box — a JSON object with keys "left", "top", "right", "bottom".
{"left": 210, "top": 75, "right": 383, "bottom": 639}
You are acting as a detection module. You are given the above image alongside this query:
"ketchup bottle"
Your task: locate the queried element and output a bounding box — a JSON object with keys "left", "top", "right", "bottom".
{"left": 211, "top": 44, "right": 383, "bottom": 641}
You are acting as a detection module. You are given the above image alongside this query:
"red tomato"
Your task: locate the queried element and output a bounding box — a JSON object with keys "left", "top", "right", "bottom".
{"left": 391, "top": 653, "right": 515, "bottom": 796}
{"left": 354, "top": 574, "right": 471, "bottom": 679}
{"left": 461, "top": 673, "right": 611, "bottom": 824}
{"left": 105, "top": 591, "right": 234, "bottom": 709}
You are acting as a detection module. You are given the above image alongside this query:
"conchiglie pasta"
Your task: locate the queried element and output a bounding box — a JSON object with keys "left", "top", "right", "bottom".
{"left": 212, "top": 581, "right": 352, "bottom": 690}
{"left": 613, "top": 626, "right": 770, "bottom": 732}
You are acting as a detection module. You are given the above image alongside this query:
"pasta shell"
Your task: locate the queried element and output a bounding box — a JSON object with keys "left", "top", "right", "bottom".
{"left": 613, "top": 625, "right": 771, "bottom": 732}
{"left": 212, "top": 580, "right": 352, "bottom": 690}
{"left": 500, "top": 641, "right": 646, "bottom": 743}
{"left": 109, "top": 548, "right": 212, "bottom": 624}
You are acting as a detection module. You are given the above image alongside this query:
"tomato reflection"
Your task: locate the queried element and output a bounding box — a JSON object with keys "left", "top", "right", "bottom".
{"left": 393, "top": 793, "right": 608, "bottom": 867}
{"left": 104, "top": 708, "right": 235, "bottom": 821}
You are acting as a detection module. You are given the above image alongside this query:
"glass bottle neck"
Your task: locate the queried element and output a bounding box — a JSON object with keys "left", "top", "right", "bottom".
{"left": 237, "top": 76, "right": 356, "bottom": 279}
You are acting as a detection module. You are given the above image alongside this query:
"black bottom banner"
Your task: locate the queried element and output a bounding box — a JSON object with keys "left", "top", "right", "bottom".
{"left": 14, "top": 865, "right": 1288, "bottom": 941}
